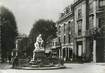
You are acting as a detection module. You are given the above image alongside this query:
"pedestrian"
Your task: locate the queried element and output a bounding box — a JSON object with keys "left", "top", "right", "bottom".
{"left": 60, "top": 58, "right": 64, "bottom": 66}
{"left": 8, "top": 55, "right": 11, "bottom": 64}
{"left": 12, "top": 56, "right": 19, "bottom": 68}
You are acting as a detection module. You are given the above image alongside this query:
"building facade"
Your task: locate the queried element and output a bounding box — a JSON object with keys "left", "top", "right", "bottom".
{"left": 45, "top": 38, "right": 60, "bottom": 58}
{"left": 72, "top": 0, "right": 105, "bottom": 62}
{"left": 88, "top": 0, "right": 105, "bottom": 62}
{"left": 57, "top": 5, "right": 74, "bottom": 62}
{"left": 46, "top": 0, "right": 105, "bottom": 63}
{"left": 72, "top": 0, "right": 89, "bottom": 62}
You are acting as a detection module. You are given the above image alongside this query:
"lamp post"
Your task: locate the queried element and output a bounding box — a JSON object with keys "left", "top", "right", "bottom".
{"left": 58, "top": 37, "right": 61, "bottom": 59}
{"left": 58, "top": 37, "right": 64, "bottom": 66}
{"left": 0, "top": 16, "right": 1, "bottom": 61}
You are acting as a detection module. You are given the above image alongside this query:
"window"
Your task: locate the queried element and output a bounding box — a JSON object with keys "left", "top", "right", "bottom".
{"left": 89, "top": 3, "right": 93, "bottom": 13}
{"left": 89, "top": 16, "right": 94, "bottom": 29}
{"left": 68, "top": 34, "right": 71, "bottom": 43}
{"left": 78, "top": 9, "right": 82, "bottom": 19}
{"left": 58, "top": 25, "right": 61, "bottom": 34}
{"left": 64, "top": 36, "right": 66, "bottom": 44}
{"left": 99, "top": 0, "right": 105, "bottom": 7}
{"left": 64, "top": 23, "right": 66, "bottom": 33}
{"left": 55, "top": 42, "right": 57, "bottom": 46}
{"left": 68, "top": 21, "right": 71, "bottom": 32}
{"left": 0, "top": 16, "right": 1, "bottom": 20}
{"left": 99, "top": 17, "right": 104, "bottom": 28}
{"left": 77, "top": 21, "right": 82, "bottom": 35}
{"left": 58, "top": 37, "right": 61, "bottom": 44}
{"left": 89, "top": 0, "right": 94, "bottom": 3}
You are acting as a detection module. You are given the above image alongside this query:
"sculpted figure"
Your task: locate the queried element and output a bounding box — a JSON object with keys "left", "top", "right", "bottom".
{"left": 32, "top": 34, "right": 44, "bottom": 61}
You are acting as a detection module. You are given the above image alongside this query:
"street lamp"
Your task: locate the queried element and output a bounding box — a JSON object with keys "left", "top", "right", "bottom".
{"left": 0, "top": 16, "right": 1, "bottom": 61}
{"left": 58, "top": 37, "right": 64, "bottom": 66}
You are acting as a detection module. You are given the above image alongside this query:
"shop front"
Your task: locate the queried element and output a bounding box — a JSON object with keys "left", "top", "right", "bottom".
{"left": 62, "top": 44, "right": 73, "bottom": 62}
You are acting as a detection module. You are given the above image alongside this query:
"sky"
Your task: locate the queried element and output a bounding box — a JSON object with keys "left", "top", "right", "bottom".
{"left": 0, "top": 0, "right": 74, "bottom": 35}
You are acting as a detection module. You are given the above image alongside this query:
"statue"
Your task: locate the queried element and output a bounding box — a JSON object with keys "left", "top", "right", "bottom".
{"left": 32, "top": 34, "right": 44, "bottom": 61}
{"left": 30, "top": 34, "right": 49, "bottom": 65}
{"left": 28, "top": 34, "right": 65, "bottom": 68}
{"left": 33, "top": 34, "right": 44, "bottom": 52}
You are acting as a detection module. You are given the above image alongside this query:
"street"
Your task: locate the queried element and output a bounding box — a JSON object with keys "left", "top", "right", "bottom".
{"left": 0, "top": 63, "right": 105, "bottom": 73}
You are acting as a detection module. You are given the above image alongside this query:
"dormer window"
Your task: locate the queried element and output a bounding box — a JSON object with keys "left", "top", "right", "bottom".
{"left": 60, "top": 13, "right": 64, "bottom": 18}
{"left": 65, "top": 7, "right": 69, "bottom": 14}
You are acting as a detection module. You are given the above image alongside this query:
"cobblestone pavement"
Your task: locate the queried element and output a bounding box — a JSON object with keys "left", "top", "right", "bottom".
{"left": 0, "top": 63, "right": 105, "bottom": 73}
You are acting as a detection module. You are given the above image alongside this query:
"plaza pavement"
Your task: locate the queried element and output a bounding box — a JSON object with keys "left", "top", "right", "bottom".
{"left": 0, "top": 63, "right": 105, "bottom": 73}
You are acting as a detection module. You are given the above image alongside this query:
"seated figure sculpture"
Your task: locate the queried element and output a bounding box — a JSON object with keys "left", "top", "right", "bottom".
{"left": 30, "top": 34, "right": 49, "bottom": 65}
{"left": 32, "top": 34, "right": 44, "bottom": 61}
{"left": 34, "top": 34, "right": 44, "bottom": 52}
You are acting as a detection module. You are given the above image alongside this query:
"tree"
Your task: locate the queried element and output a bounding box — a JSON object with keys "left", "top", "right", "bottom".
{"left": 29, "top": 19, "right": 57, "bottom": 53}
{"left": 0, "top": 6, "right": 18, "bottom": 62}
{"left": 18, "top": 37, "right": 31, "bottom": 58}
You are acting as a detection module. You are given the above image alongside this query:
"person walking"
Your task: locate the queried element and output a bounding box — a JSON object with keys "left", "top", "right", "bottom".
{"left": 12, "top": 56, "right": 19, "bottom": 68}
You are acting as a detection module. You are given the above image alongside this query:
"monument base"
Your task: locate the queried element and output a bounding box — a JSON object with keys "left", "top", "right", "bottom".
{"left": 29, "top": 50, "right": 49, "bottom": 66}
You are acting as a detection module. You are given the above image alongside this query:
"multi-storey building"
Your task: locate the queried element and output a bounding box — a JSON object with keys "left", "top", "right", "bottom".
{"left": 72, "top": 0, "right": 89, "bottom": 62}
{"left": 87, "top": 0, "right": 105, "bottom": 62}
{"left": 46, "top": 0, "right": 105, "bottom": 63}
{"left": 57, "top": 5, "right": 74, "bottom": 62}
{"left": 72, "top": 0, "right": 105, "bottom": 62}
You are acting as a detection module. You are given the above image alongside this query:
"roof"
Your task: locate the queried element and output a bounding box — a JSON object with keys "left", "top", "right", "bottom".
{"left": 72, "top": 0, "right": 85, "bottom": 8}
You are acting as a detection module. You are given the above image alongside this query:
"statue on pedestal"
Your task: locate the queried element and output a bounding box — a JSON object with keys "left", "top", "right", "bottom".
{"left": 32, "top": 34, "right": 44, "bottom": 61}
{"left": 29, "top": 34, "right": 65, "bottom": 68}
{"left": 30, "top": 34, "right": 49, "bottom": 65}
{"left": 34, "top": 34, "right": 44, "bottom": 51}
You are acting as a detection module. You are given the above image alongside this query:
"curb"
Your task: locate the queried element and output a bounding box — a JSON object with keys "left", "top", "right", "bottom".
{"left": 12, "top": 66, "right": 66, "bottom": 70}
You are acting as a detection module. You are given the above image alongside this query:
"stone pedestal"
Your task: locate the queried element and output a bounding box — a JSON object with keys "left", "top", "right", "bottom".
{"left": 30, "top": 50, "right": 49, "bottom": 66}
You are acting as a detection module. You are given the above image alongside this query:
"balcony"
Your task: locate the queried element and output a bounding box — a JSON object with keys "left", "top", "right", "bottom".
{"left": 74, "top": 27, "right": 98, "bottom": 39}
